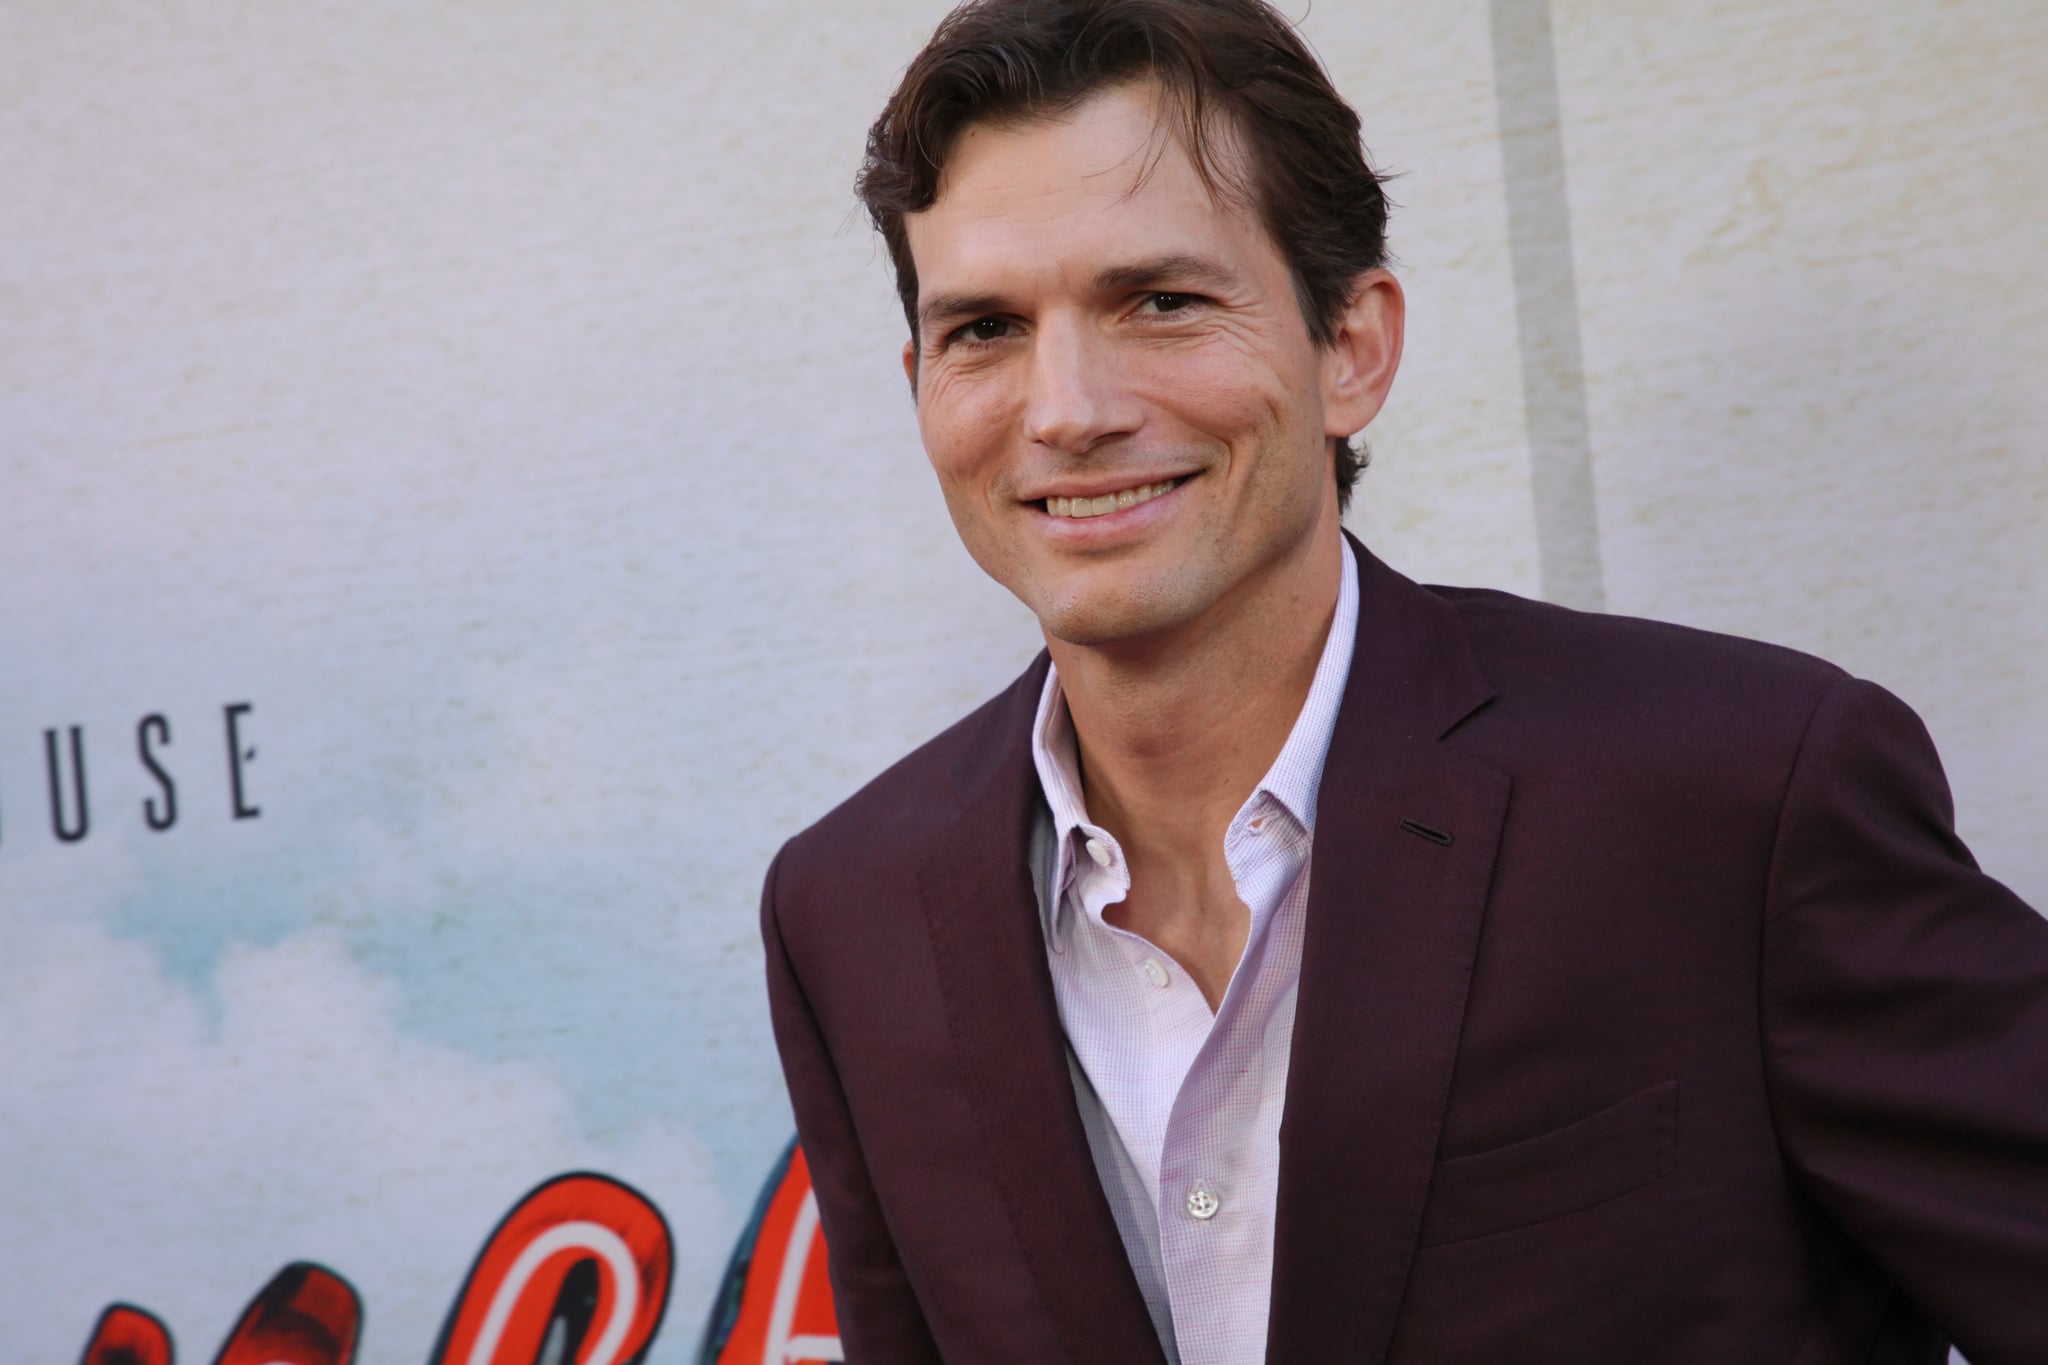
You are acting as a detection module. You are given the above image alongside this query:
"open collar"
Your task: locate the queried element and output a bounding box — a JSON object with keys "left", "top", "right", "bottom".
{"left": 1028, "top": 536, "right": 1364, "bottom": 945}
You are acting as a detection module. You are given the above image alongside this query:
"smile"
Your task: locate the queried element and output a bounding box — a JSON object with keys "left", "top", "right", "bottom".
{"left": 1042, "top": 478, "right": 1183, "bottom": 520}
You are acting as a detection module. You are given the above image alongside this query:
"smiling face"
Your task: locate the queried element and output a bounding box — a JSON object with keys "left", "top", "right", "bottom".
{"left": 902, "top": 81, "right": 1400, "bottom": 651}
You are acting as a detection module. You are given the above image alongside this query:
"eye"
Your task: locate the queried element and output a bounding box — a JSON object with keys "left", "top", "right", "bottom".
{"left": 948, "top": 316, "right": 1014, "bottom": 347}
{"left": 1140, "top": 291, "right": 1202, "bottom": 315}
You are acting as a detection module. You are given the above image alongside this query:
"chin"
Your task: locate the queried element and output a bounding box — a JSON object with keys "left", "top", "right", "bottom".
{"left": 1026, "top": 576, "right": 1205, "bottom": 650}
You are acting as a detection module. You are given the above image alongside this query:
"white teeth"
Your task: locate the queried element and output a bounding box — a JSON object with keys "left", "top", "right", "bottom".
{"left": 1046, "top": 479, "right": 1179, "bottom": 519}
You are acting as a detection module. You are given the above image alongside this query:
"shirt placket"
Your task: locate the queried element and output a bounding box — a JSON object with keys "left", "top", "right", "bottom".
{"left": 1152, "top": 796, "right": 1306, "bottom": 1360}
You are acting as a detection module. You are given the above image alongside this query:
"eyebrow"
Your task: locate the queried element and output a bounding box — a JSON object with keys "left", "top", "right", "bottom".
{"left": 917, "top": 291, "right": 1008, "bottom": 341}
{"left": 915, "top": 253, "right": 1242, "bottom": 341}
{"left": 1091, "top": 253, "right": 1240, "bottom": 296}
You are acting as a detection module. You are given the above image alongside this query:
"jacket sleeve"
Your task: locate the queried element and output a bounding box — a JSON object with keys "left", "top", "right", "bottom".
{"left": 761, "top": 845, "right": 946, "bottom": 1365}
{"left": 1762, "top": 675, "right": 2048, "bottom": 1364}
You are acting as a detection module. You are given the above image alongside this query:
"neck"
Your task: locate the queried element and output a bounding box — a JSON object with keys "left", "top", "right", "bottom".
{"left": 1048, "top": 525, "right": 1346, "bottom": 864}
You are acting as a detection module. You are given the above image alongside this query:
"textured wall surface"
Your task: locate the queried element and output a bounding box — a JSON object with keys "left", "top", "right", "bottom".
{"left": 1, "top": 1, "right": 2039, "bottom": 1358}
{"left": 1550, "top": 0, "right": 2047, "bottom": 901}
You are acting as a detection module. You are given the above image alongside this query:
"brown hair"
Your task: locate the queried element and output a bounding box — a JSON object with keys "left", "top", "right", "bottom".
{"left": 856, "top": 0, "right": 1392, "bottom": 506}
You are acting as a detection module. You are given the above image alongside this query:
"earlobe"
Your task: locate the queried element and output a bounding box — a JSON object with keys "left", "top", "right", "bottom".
{"left": 1322, "top": 268, "right": 1405, "bottom": 440}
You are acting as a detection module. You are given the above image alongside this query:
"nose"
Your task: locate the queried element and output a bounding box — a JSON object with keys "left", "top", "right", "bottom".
{"left": 1023, "top": 316, "right": 1142, "bottom": 456}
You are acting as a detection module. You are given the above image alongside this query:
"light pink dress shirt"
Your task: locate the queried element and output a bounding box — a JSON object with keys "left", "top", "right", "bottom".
{"left": 1028, "top": 539, "right": 1359, "bottom": 1365}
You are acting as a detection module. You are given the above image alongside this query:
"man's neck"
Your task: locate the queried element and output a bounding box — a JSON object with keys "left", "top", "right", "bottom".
{"left": 1048, "top": 526, "right": 1346, "bottom": 872}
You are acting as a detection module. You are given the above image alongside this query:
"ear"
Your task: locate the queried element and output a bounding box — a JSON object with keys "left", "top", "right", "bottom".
{"left": 1320, "top": 268, "right": 1405, "bottom": 441}
{"left": 901, "top": 338, "right": 919, "bottom": 396}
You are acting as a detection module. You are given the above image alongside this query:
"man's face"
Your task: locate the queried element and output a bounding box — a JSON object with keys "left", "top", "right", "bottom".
{"left": 901, "top": 82, "right": 1394, "bottom": 649}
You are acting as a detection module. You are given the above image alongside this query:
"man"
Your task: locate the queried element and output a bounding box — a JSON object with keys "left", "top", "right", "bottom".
{"left": 760, "top": 1, "right": 2048, "bottom": 1361}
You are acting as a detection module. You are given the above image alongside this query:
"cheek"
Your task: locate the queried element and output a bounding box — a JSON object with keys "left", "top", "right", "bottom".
{"left": 918, "top": 370, "right": 1012, "bottom": 484}
{"left": 1143, "top": 349, "right": 1305, "bottom": 460}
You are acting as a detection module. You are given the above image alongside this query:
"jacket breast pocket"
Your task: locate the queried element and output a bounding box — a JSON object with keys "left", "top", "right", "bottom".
{"left": 1417, "top": 1079, "right": 1678, "bottom": 1248}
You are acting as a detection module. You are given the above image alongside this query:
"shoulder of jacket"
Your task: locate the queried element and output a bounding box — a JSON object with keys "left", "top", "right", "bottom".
{"left": 1431, "top": 583, "right": 1850, "bottom": 704}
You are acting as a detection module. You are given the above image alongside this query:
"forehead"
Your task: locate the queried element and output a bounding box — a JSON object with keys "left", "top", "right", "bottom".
{"left": 905, "top": 82, "right": 1274, "bottom": 288}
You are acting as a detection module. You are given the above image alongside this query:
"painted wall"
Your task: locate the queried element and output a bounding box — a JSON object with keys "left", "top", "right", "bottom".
{"left": 2, "top": 1, "right": 2039, "bottom": 1359}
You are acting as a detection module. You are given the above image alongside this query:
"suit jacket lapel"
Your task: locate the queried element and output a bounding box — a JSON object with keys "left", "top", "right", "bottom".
{"left": 1267, "top": 540, "right": 1511, "bottom": 1364}
{"left": 916, "top": 658, "right": 1169, "bottom": 1365}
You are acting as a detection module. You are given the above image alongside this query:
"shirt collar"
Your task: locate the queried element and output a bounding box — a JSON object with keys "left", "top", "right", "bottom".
{"left": 1258, "top": 534, "right": 1360, "bottom": 834}
{"left": 1029, "top": 537, "right": 1361, "bottom": 935}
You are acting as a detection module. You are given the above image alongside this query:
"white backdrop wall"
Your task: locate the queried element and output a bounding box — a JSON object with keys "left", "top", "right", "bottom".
{"left": 2, "top": 1, "right": 2040, "bottom": 1359}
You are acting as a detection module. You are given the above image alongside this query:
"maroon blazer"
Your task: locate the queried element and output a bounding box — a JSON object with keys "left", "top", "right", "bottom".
{"left": 762, "top": 539, "right": 2048, "bottom": 1364}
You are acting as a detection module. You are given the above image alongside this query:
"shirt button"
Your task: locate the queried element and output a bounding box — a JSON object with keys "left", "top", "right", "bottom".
{"left": 1084, "top": 838, "right": 1113, "bottom": 868}
{"left": 1186, "top": 1188, "right": 1221, "bottom": 1221}
{"left": 1141, "top": 958, "right": 1169, "bottom": 988}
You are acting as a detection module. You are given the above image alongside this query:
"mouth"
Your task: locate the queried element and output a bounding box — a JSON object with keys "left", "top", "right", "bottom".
{"left": 1038, "top": 477, "right": 1185, "bottom": 520}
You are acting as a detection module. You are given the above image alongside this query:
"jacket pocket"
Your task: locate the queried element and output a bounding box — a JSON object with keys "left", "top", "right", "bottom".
{"left": 1417, "top": 1079, "right": 1678, "bottom": 1247}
